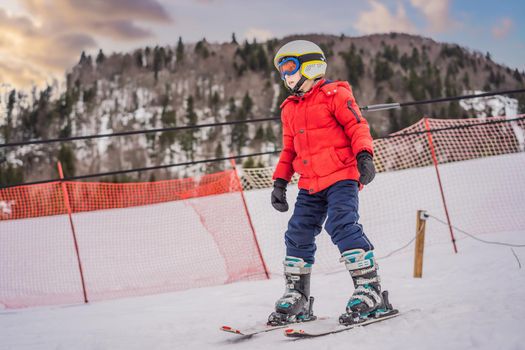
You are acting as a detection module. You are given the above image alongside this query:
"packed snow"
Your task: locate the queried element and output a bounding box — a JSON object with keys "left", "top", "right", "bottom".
{"left": 1, "top": 152, "right": 524, "bottom": 349}
{"left": 1, "top": 229, "right": 524, "bottom": 350}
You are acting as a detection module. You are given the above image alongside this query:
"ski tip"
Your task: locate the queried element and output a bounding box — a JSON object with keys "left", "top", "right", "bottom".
{"left": 220, "top": 326, "right": 241, "bottom": 334}
{"left": 284, "top": 328, "right": 304, "bottom": 337}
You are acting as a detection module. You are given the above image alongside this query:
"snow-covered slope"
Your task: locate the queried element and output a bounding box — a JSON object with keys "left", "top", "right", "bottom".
{"left": 1, "top": 152, "right": 524, "bottom": 310}
{"left": 1, "top": 152, "right": 525, "bottom": 348}
{"left": 459, "top": 90, "right": 519, "bottom": 118}
{"left": 1, "top": 229, "right": 524, "bottom": 350}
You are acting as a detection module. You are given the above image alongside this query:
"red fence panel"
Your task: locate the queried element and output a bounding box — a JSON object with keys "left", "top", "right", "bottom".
{"left": 0, "top": 170, "right": 267, "bottom": 308}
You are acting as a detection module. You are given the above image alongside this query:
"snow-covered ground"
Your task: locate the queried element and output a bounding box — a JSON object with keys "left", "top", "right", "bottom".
{"left": 1, "top": 229, "right": 524, "bottom": 350}
{"left": 1, "top": 151, "right": 524, "bottom": 348}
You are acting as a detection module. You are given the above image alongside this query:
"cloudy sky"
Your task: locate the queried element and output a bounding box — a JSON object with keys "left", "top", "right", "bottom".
{"left": 0, "top": 0, "right": 524, "bottom": 90}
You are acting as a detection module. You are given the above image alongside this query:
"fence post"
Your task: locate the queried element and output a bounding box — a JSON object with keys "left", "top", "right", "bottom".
{"left": 423, "top": 117, "right": 458, "bottom": 253}
{"left": 413, "top": 210, "right": 428, "bottom": 278}
{"left": 57, "top": 162, "right": 89, "bottom": 303}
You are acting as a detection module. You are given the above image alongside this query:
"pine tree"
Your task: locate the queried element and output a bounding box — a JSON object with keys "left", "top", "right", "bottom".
{"left": 386, "top": 97, "right": 400, "bottom": 133}
{"left": 96, "top": 49, "right": 105, "bottom": 65}
{"left": 206, "top": 142, "right": 224, "bottom": 174}
{"left": 411, "top": 47, "right": 420, "bottom": 66}
{"left": 176, "top": 36, "right": 184, "bottom": 64}
{"left": 265, "top": 123, "right": 276, "bottom": 143}
{"left": 382, "top": 44, "right": 399, "bottom": 63}
{"left": 231, "top": 92, "right": 252, "bottom": 154}
{"left": 215, "top": 142, "right": 223, "bottom": 158}
{"left": 400, "top": 53, "right": 410, "bottom": 71}
{"left": 254, "top": 125, "right": 265, "bottom": 141}
{"left": 462, "top": 72, "right": 470, "bottom": 89}
{"left": 422, "top": 63, "right": 441, "bottom": 99}
{"left": 407, "top": 68, "right": 425, "bottom": 100}
{"left": 58, "top": 145, "right": 76, "bottom": 177}
{"left": 134, "top": 49, "right": 144, "bottom": 68}
{"left": 210, "top": 91, "right": 220, "bottom": 114}
{"left": 227, "top": 97, "right": 236, "bottom": 121}
{"left": 160, "top": 106, "right": 177, "bottom": 147}
{"left": 513, "top": 69, "right": 523, "bottom": 83}
{"left": 242, "top": 91, "right": 253, "bottom": 114}
{"left": 195, "top": 38, "right": 210, "bottom": 59}
{"left": 180, "top": 95, "right": 197, "bottom": 160}
{"left": 374, "top": 59, "right": 393, "bottom": 82}
{"left": 256, "top": 46, "right": 268, "bottom": 71}
{"left": 0, "top": 164, "right": 24, "bottom": 187}
{"left": 79, "top": 51, "right": 88, "bottom": 65}
{"left": 2, "top": 90, "right": 16, "bottom": 143}
{"left": 340, "top": 44, "right": 364, "bottom": 87}
{"left": 153, "top": 46, "right": 166, "bottom": 82}
{"left": 243, "top": 157, "right": 255, "bottom": 168}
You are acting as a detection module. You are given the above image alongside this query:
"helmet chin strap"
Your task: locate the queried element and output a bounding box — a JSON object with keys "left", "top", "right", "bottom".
{"left": 289, "top": 75, "right": 308, "bottom": 95}
{"left": 288, "top": 76, "right": 323, "bottom": 96}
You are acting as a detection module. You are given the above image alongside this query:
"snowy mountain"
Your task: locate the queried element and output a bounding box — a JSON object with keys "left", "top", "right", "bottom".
{"left": 1, "top": 33, "right": 525, "bottom": 186}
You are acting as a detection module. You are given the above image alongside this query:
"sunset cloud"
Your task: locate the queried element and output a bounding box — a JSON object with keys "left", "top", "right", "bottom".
{"left": 410, "top": 0, "right": 456, "bottom": 33}
{"left": 492, "top": 18, "right": 513, "bottom": 39}
{"left": 0, "top": 0, "right": 523, "bottom": 90}
{"left": 21, "top": 0, "right": 171, "bottom": 39}
{"left": 353, "top": 0, "right": 417, "bottom": 35}
{"left": 0, "top": 0, "right": 171, "bottom": 89}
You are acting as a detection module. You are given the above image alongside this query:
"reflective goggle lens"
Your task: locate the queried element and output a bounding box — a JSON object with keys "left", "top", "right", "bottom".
{"left": 278, "top": 57, "right": 300, "bottom": 79}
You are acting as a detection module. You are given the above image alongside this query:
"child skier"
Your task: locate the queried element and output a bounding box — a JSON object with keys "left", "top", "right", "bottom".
{"left": 268, "top": 40, "right": 394, "bottom": 326}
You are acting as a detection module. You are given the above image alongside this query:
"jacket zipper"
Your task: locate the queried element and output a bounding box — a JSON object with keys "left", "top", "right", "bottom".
{"left": 347, "top": 101, "right": 361, "bottom": 123}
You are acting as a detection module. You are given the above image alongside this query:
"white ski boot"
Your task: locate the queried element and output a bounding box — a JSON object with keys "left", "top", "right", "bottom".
{"left": 339, "top": 249, "right": 395, "bottom": 325}
{"left": 268, "top": 256, "right": 316, "bottom": 326}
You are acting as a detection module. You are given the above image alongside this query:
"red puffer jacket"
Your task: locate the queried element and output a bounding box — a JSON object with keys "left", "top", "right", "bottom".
{"left": 272, "top": 79, "right": 374, "bottom": 194}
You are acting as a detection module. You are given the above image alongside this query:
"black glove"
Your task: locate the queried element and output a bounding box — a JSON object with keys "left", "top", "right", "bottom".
{"left": 357, "top": 151, "right": 376, "bottom": 185}
{"left": 271, "top": 178, "right": 289, "bottom": 212}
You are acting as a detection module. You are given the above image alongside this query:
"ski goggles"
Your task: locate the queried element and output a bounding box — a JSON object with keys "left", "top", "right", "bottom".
{"left": 278, "top": 57, "right": 301, "bottom": 80}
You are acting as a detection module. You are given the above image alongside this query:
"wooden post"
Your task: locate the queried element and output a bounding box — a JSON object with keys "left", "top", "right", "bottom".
{"left": 413, "top": 210, "right": 428, "bottom": 278}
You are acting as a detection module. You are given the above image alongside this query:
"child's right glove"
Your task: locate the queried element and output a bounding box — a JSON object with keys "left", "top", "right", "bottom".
{"left": 271, "top": 178, "right": 289, "bottom": 212}
{"left": 357, "top": 151, "right": 376, "bottom": 185}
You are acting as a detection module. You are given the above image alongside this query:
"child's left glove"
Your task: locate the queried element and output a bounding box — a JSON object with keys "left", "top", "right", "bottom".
{"left": 271, "top": 178, "right": 289, "bottom": 212}
{"left": 356, "top": 151, "right": 376, "bottom": 185}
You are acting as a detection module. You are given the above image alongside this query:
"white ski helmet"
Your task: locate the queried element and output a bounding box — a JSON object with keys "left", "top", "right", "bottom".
{"left": 273, "top": 40, "right": 327, "bottom": 89}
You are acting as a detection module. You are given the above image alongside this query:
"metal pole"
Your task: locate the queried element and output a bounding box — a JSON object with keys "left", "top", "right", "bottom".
{"left": 57, "top": 162, "right": 89, "bottom": 303}
{"left": 423, "top": 118, "right": 458, "bottom": 253}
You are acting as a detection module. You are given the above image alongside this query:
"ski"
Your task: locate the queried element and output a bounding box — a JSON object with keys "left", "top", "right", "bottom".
{"left": 221, "top": 316, "right": 329, "bottom": 337}
{"left": 284, "top": 309, "right": 412, "bottom": 338}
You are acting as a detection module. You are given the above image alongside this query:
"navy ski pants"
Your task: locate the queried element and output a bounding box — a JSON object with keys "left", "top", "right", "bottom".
{"left": 285, "top": 180, "right": 374, "bottom": 264}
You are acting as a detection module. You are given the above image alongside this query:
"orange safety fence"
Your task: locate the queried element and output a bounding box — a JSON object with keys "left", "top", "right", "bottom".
{"left": 0, "top": 171, "right": 239, "bottom": 221}
{"left": 0, "top": 169, "right": 268, "bottom": 309}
